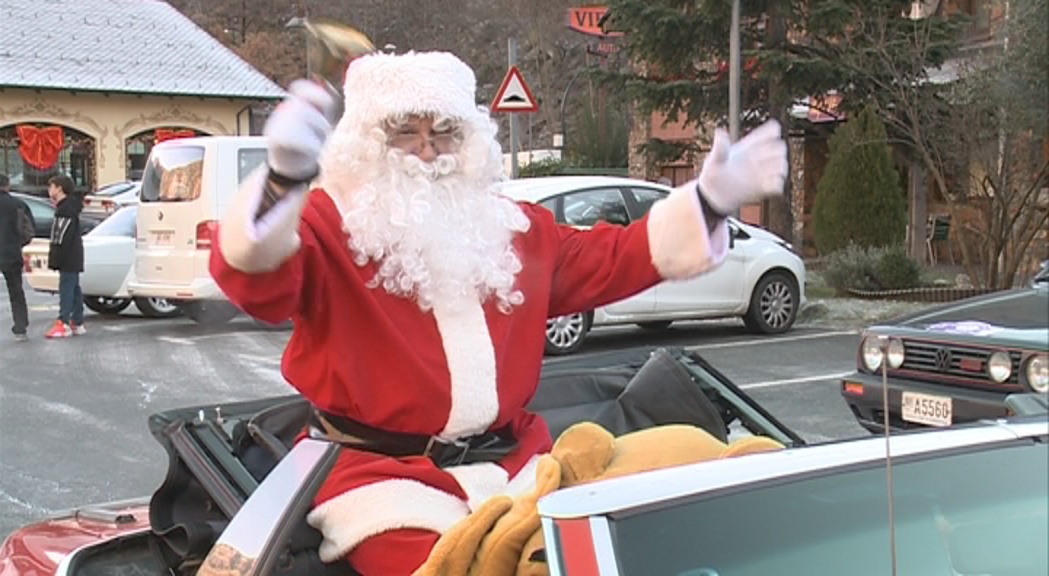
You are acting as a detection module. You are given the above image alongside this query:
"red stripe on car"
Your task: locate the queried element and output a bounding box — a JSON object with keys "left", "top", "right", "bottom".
{"left": 556, "top": 518, "right": 601, "bottom": 576}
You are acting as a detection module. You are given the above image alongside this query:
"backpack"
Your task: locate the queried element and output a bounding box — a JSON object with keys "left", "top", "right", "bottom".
{"left": 17, "top": 203, "right": 34, "bottom": 246}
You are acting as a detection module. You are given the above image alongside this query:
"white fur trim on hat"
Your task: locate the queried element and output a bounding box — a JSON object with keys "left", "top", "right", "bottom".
{"left": 341, "top": 51, "right": 481, "bottom": 132}
{"left": 306, "top": 479, "right": 470, "bottom": 563}
{"left": 646, "top": 181, "right": 729, "bottom": 279}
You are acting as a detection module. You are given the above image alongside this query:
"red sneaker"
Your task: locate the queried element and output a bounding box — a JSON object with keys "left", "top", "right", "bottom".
{"left": 45, "top": 320, "right": 72, "bottom": 339}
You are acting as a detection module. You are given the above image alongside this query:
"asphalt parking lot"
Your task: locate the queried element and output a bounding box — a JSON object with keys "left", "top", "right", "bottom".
{"left": 0, "top": 284, "right": 867, "bottom": 540}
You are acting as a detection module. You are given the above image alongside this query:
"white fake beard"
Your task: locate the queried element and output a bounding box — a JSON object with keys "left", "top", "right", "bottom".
{"left": 339, "top": 149, "right": 530, "bottom": 313}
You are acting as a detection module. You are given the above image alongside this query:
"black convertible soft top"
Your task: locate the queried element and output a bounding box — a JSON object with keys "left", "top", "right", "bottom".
{"left": 146, "top": 346, "right": 802, "bottom": 575}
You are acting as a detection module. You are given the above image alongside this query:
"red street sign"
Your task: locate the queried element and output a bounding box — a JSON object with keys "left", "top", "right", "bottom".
{"left": 566, "top": 6, "right": 623, "bottom": 38}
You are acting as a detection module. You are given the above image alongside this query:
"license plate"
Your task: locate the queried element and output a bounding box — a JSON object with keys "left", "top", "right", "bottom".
{"left": 152, "top": 231, "right": 174, "bottom": 246}
{"left": 901, "top": 391, "right": 953, "bottom": 427}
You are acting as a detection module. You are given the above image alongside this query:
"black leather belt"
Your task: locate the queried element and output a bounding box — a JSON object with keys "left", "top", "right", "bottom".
{"left": 309, "top": 409, "right": 518, "bottom": 468}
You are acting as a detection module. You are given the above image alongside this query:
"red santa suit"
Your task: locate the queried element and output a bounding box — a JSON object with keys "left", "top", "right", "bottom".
{"left": 210, "top": 51, "right": 729, "bottom": 573}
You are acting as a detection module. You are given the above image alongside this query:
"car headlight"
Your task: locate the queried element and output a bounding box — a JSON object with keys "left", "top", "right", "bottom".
{"left": 1027, "top": 355, "right": 1048, "bottom": 393}
{"left": 887, "top": 338, "right": 905, "bottom": 369}
{"left": 987, "top": 351, "right": 1012, "bottom": 383}
{"left": 862, "top": 336, "right": 884, "bottom": 371}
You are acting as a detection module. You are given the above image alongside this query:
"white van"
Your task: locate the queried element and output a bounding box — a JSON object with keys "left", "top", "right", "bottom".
{"left": 129, "top": 136, "right": 267, "bottom": 324}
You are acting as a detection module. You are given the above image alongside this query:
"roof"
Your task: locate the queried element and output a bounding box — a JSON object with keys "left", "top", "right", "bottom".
{"left": 0, "top": 0, "right": 285, "bottom": 100}
{"left": 498, "top": 175, "right": 671, "bottom": 204}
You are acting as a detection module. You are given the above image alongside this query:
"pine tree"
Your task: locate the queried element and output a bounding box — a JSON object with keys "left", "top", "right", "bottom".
{"left": 813, "top": 106, "right": 906, "bottom": 254}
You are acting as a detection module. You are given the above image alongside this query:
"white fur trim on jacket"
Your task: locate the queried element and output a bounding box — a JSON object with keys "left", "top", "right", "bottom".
{"left": 218, "top": 166, "right": 308, "bottom": 273}
{"left": 306, "top": 479, "right": 471, "bottom": 563}
{"left": 432, "top": 295, "right": 499, "bottom": 439}
{"left": 445, "top": 454, "right": 541, "bottom": 511}
{"left": 646, "top": 181, "right": 729, "bottom": 279}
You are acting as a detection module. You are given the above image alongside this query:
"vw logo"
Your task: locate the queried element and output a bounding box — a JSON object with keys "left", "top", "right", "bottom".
{"left": 934, "top": 348, "right": 952, "bottom": 372}
{"left": 158, "top": 210, "right": 164, "bottom": 221}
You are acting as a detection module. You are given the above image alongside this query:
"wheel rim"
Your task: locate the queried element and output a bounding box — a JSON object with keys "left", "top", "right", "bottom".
{"left": 97, "top": 297, "right": 123, "bottom": 307}
{"left": 546, "top": 314, "right": 585, "bottom": 349}
{"left": 148, "top": 298, "right": 179, "bottom": 315}
{"left": 760, "top": 280, "right": 795, "bottom": 329}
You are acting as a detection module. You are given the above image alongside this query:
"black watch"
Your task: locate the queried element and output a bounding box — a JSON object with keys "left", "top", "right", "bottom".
{"left": 266, "top": 165, "right": 319, "bottom": 189}
{"left": 695, "top": 183, "right": 730, "bottom": 220}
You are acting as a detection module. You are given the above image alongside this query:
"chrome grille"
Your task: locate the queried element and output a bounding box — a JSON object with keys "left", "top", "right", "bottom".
{"left": 899, "top": 340, "right": 1021, "bottom": 385}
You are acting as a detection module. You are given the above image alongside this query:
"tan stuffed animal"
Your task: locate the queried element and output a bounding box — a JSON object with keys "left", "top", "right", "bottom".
{"left": 413, "top": 423, "right": 784, "bottom": 576}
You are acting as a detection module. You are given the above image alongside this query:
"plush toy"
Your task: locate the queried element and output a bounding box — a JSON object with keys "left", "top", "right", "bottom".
{"left": 413, "top": 422, "right": 785, "bottom": 576}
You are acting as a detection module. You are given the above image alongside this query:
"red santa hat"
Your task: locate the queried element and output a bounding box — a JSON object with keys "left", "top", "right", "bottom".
{"left": 341, "top": 51, "right": 483, "bottom": 130}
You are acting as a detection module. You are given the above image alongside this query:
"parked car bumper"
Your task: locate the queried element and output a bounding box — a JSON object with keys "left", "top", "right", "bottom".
{"left": 127, "top": 278, "right": 224, "bottom": 300}
{"left": 840, "top": 370, "right": 1012, "bottom": 433}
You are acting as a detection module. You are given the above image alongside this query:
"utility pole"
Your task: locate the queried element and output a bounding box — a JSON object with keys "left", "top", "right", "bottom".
{"left": 508, "top": 38, "right": 520, "bottom": 179}
{"left": 729, "top": 0, "right": 741, "bottom": 143}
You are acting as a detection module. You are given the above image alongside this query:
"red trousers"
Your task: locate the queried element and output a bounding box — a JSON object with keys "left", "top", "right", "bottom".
{"left": 348, "top": 528, "right": 440, "bottom": 575}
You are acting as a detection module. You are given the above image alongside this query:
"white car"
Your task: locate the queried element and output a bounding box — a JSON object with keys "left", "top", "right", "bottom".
{"left": 500, "top": 176, "right": 807, "bottom": 355}
{"left": 22, "top": 205, "right": 180, "bottom": 318}
{"left": 82, "top": 180, "right": 141, "bottom": 219}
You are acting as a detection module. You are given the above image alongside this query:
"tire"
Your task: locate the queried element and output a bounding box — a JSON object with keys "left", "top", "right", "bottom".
{"left": 636, "top": 321, "right": 673, "bottom": 331}
{"left": 134, "top": 297, "right": 182, "bottom": 319}
{"left": 743, "top": 271, "right": 799, "bottom": 334}
{"left": 545, "top": 312, "right": 592, "bottom": 356}
{"left": 84, "top": 296, "right": 132, "bottom": 315}
{"left": 180, "top": 300, "right": 240, "bottom": 326}
{"left": 252, "top": 317, "right": 293, "bottom": 331}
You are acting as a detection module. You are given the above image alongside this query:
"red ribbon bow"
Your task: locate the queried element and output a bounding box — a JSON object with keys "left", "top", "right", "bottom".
{"left": 155, "top": 129, "right": 196, "bottom": 143}
{"left": 16, "top": 125, "right": 65, "bottom": 170}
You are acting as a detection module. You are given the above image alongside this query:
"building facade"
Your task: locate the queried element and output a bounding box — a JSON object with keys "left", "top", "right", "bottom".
{"left": 0, "top": 0, "right": 284, "bottom": 197}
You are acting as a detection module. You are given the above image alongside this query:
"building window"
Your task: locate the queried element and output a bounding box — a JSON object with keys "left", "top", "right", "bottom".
{"left": 0, "top": 124, "right": 94, "bottom": 197}
{"left": 125, "top": 127, "right": 201, "bottom": 181}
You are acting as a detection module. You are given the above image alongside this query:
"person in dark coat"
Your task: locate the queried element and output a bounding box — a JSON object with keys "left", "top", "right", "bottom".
{"left": 0, "top": 173, "right": 33, "bottom": 341}
{"left": 45, "top": 174, "right": 86, "bottom": 338}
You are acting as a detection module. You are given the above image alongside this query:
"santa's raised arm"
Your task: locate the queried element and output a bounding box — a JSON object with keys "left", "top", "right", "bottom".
{"left": 209, "top": 50, "right": 787, "bottom": 575}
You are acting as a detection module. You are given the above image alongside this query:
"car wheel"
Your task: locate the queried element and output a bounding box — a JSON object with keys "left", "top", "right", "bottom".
{"left": 84, "top": 296, "right": 132, "bottom": 315}
{"left": 636, "top": 321, "right": 673, "bottom": 331}
{"left": 545, "top": 312, "right": 592, "bottom": 356}
{"left": 744, "top": 271, "right": 798, "bottom": 334}
{"left": 180, "top": 300, "right": 240, "bottom": 326}
{"left": 134, "top": 297, "right": 182, "bottom": 319}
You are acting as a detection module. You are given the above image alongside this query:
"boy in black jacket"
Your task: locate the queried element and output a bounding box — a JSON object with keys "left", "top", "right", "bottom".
{"left": 0, "top": 173, "right": 33, "bottom": 341}
{"left": 46, "top": 174, "right": 86, "bottom": 338}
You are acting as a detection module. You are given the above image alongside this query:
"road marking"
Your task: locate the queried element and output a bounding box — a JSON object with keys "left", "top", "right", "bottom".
{"left": 687, "top": 330, "right": 858, "bottom": 351}
{"left": 157, "top": 333, "right": 244, "bottom": 345}
{"left": 740, "top": 371, "right": 853, "bottom": 390}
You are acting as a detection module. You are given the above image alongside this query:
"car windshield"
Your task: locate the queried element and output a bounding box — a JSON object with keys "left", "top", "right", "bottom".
{"left": 87, "top": 205, "right": 137, "bottom": 238}
{"left": 609, "top": 440, "right": 1048, "bottom": 576}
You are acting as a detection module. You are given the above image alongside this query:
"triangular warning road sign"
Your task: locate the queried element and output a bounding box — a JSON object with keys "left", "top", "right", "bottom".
{"left": 491, "top": 66, "right": 538, "bottom": 113}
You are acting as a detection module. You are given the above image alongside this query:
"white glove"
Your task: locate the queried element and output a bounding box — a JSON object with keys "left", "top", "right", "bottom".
{"left": 264, "top": 79, "right": 337, "bottom": 182}
{"left": 697, "top": 119, "right": 789, "bottom": 216}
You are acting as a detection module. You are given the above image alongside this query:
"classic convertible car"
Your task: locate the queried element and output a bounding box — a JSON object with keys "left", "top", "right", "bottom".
{"left": 841, "top": 265, "right": 1049, "bottom": 432}
{"left": 2, "top": 348, "right": 1046, "bottom": 576}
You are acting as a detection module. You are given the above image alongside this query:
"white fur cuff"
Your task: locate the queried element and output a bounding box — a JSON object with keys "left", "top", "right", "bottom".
{"left": 646, "top": 181, "right": 729, "bottom": 279}
{"left": 306, "top": 479, "right": 471, "bottom": 562}
{"left": 218, "top": 166, "right": 308, "bottom": 273}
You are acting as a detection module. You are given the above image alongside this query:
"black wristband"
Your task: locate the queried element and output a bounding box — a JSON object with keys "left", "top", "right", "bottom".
{"left": 695, "top": 183, "right": 731, "bottom": 220}
{"left": 266, "top": 164, "right": 319, "bottom": 189}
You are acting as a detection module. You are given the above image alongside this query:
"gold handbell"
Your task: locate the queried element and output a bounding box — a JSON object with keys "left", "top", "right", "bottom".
{"left": 302, "top": 18, "right": 375, "bottom": 96}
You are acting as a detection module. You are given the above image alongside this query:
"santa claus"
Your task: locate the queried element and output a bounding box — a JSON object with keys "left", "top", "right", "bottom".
{"left": 211, "top": 50, "right": 787, "bottom": 574}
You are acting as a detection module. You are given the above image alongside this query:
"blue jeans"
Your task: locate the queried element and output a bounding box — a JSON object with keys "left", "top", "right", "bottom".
{"left": 58, "top": 271, "right": 84, "bottom": 325}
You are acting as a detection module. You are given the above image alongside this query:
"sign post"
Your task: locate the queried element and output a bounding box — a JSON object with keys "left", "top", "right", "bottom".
{"left": 493, "top": 39, "right": 539, "bottom": 178}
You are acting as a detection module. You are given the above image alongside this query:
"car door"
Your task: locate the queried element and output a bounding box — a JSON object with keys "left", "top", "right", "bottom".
{"left": 628, "top": 187, "right": 747, "bottom": 314}
{"left": 558, "top": 187, "right": 656, "bottom": 316}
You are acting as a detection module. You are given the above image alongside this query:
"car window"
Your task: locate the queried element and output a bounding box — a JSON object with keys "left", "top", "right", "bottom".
{"left": 87, "top": 206, "right": 137, "bottom": 238}
{"left": 94, "top": 181, "right": 137, "bottom": 197}
{"left": 539, "top": 197, "right": 558, "bottom": 217}
{"left": 609, "top": 441, "right": 1048, "bottom": 576}
{"left": 238, "top": 148, "right": 268, "bottom": 183}
{"left": 562, "top": 188, "right": 630, "bottom": 227}
{"left": 140, "top": 146, "right": 205, "bottom": 203}
{"left": 630, "top": 187, "right": 668, "bottom": 218}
